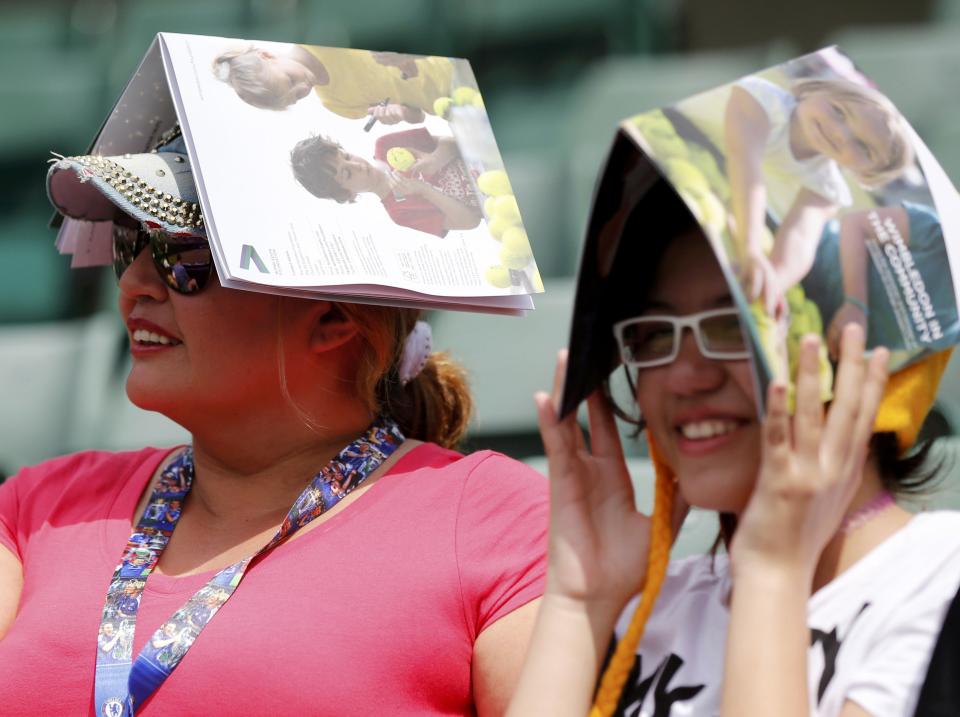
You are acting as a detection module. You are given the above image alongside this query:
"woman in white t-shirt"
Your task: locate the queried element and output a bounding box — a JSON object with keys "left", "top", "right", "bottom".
{"left": 507, "top": 205, "right": 960, "bottom": 717}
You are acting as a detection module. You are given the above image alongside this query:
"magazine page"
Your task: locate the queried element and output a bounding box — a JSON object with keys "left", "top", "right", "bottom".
{"left": 156, "top": 32, "right": 541, "bottom": 312}
{"left": 562, "top": 46, "right": 960, "bottom": 417}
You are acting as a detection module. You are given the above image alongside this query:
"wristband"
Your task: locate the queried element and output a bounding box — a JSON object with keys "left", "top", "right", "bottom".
{"left": 843, "top": 295, "right": 869, "bottom": 315}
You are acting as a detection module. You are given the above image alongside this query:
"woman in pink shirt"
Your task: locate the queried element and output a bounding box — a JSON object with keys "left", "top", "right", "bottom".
{"left": 0, "top": 129, "right": 547, "bottom": 716}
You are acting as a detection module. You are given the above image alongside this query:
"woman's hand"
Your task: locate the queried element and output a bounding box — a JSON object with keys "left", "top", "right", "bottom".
{"left": 730, "top": 325, "right": 889, "bottom": 581}
{"left": 535, "top": 351, "right": 663, "bottom": 613}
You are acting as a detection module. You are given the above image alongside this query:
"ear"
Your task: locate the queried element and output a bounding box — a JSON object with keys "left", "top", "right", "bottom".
{"left": 308, "top": 302, "right": 360, "bottom": 354}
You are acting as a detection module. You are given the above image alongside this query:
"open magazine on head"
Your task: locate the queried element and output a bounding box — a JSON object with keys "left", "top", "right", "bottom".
{"left": 53, "top": 33, "right": 542, "bottom": 315}
{"left": 560, "top": 46, "right": 960, "bottom": 418}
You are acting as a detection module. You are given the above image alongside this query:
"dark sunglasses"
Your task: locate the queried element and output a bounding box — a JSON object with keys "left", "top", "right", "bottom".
{"left": 112, "top": 225, "right": 213, "bottom": 295}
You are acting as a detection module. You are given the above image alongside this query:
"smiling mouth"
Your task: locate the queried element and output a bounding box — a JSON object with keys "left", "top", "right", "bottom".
{"left": 678, "top": 419, "right": 741, "bottom": 440}
{"left": 132, "top": 329, "right": 181, "bottom": 346}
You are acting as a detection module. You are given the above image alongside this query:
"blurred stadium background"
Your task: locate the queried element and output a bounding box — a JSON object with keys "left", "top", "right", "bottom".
{"left": 3, "top": 0, "right": 960, "bottom": 532}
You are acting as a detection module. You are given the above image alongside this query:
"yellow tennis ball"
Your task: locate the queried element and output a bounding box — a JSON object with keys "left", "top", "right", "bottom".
{"left": 488, "top": 214, "right": 513, "bottom": 240}
{"left": 500, "top": 227, "right": 532, "bottom": 269}
{"left": 477, "top": 170, "right": 512, "bottom": 197}
{"left": 501, "top": 226, "right": 531, "bottom": 254}
{"left": 452, "top": 86, "right": 478, "bottom": 105}
{"left": 664, "top": 158, "right": 711, "bottom": 196}
{"left": 471, "top": 93, "right": 485, "bottom": 109}
{"left": 531, "top": 268, "right": 544, "bottom": 293}
{"left": 484, "top": 264, "right": 512, "bottom": 288}
{"left": 695, "top": 190, "right": 726, "bottom": 236}
{"left": 386, "top": 147, "right": 416, "bottom": 172}
{"left": 491, "top": 195, "right": 521, "bottom": 224}
{"left": 433, "top": 96, "right": 453, "bottom": 118}
{"left": 483, "top": 196, "right": 498, "bottom": 217}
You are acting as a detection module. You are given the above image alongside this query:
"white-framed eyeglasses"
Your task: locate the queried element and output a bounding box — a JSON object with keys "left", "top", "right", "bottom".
{"left": 612, "top": 307, "right": 750, "bottom": 369}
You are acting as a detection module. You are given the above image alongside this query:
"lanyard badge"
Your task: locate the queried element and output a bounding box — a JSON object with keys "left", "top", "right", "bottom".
{"left": 94, "top": 419, "right": 404, "bottom": 716}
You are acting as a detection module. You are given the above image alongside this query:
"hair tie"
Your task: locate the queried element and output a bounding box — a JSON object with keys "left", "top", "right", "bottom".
{"left": 399, "top": 320, "right": 432, "bottom": 386}
{"left": 213, "top": 61, "right": 231, "bottom": 82}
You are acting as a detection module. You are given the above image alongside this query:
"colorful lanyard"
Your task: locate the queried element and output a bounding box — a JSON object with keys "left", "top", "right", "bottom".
{"left": 94, "top": 419, "right": 404, "bottom": 717}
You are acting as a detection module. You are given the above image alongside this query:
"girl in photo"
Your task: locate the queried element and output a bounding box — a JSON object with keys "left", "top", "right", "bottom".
{"left": 724, "top": 76, "right": 914, "bottom": 315}
{"left": 212, "top": 44, "right": 452, "bottom": 124}
{"left": 290, "top": 131, "right": 482, "bottom": 238}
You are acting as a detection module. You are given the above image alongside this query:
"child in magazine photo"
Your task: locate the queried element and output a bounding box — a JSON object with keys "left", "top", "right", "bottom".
{"left": 290, "top": 127, "right": 482, "bottom": 238}
{"left": 213, "top": 43, "right": 453, "bottom": 124}
{"left": 505, "top": 47, "right": 960, "bottom": 717}
{"left": 724, "top": 75, "right": 914, "bottom": 314}
{"left": 627, "top": 47, "right": 958, "bottom": 384}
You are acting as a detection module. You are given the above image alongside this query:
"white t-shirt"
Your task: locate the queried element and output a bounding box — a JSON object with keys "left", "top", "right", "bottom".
{"left": 611, "top": 511, "right": 960, "bottom": 717}
{"left": 736, "top": 75, "right": 853, "bottom": 220}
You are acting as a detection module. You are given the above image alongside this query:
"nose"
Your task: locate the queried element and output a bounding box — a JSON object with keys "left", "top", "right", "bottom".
{"left": 826, "top": 119, "right": 851, "bottom": 154}
{"left": 664, "top": 325, "right": 726, "bottom": 395}
{"left": 118, "top": 247, "right": 168, "bottom": 305}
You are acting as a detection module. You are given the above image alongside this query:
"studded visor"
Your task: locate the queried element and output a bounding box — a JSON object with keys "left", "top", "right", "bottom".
{"left": 47, "top": 146, "right": 205, "bottom": 238}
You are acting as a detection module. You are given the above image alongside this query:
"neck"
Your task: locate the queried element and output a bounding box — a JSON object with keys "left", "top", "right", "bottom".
{"left": 788, "top": 109, "right": 817, "bottom": 160}
{"left": 810, "top": 460, "right": 911, "bottom": 592}
{"left": 290, "top": 45, "right": 329, "bottom": 85}
{"left": 182, "top": 398, "right": 375, "bottom": 523}
{"left": 369, "top": 170, "right": 394, "bottom": 199}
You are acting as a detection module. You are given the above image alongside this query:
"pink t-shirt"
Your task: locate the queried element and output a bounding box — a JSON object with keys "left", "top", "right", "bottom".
{"left": 0, "top": 443, "right": 548, "bottom": 715}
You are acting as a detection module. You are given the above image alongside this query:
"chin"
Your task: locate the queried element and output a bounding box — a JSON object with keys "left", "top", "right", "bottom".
{"left": 124, "top": 370, "right": 183, "bottom": 417}
{"left": 678, "top": 475, "right": 753, "bottom": 514}
{"left": 671, "top": 452, "right": 758, "bottom": 514}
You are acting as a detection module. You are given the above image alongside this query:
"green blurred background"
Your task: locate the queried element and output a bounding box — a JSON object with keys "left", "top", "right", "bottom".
{"left": 3, "top": 0, "right": 960, "bottom": 496}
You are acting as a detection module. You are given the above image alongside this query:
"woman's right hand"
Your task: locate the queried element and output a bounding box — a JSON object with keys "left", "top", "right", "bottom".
{"left": 534, "top": 351, "right": 657, "bottom": 614}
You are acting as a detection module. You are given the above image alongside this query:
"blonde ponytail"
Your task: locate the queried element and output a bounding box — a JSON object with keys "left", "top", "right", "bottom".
{"left": 339, "top": 304, "right": 473, "bottom": 448}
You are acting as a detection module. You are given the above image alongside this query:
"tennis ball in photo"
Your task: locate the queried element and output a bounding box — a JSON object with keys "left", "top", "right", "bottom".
{"left": 484, "top": 196, "right": 498, "bottom": 217}
{"left": 500, "top": 228, "right": 532, "bottom": 269}
{"left": 664, "top": 158, "right": 711, "bottom": 196}
{"left": 471, "top": 93, "right": 485, "bottom": 109}
{"left": 632, "top": 110, "right": 674, "bottom": 137}
{"left": 433, "top": 96, "right": 453, "bottom": 118}
{"left": 484, "top": 264, "right": 512, "bottom": 288}
{"left": 386, "top": 147, "right": 416, "bottom": 172}
{"left": 687, "top": 145, "right": 730, "bottom": 201}
{"left": 634, "top": 113, "right": 689, "bottom": 159}
{"left": 453, "top": 86, "right": 479, "bottom": 105}
{"left": 491, "top": 195, "right": 521, "bottom": 224}
{"left": 477, "top": 170, "right": 512, "bottom": 196}
{"left": 531, "top": 268, "right": 544, "bottom": 293}
{"left": 695, "top": 190, "right": 727, "bottom": 236}
{"left": 677, "top": 189, "right": 702, "bottom": 224}
{"left": 488, "top": 214, "right": 514, "bottom": 240}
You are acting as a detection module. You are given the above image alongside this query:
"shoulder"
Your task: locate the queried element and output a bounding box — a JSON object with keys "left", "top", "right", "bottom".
{"left": 1, "top": 447, "right": 174, "bottom": 543}
{"left": 734, "top": 75, "right": 793, "bottom": 124}
{"left": 901, "top": 512, "right": 960, "bottom": 573}
{"left": 664, "top": 553, "right": 728, "bottom": 596}
{"left": 8, "top": 447, "right": 172, "bottom": 493}
{"left": 389, "top": 444, "right": 548, "bottom": 500}
{"left": 624, "top": 554, "right": 727, "bottom": 629}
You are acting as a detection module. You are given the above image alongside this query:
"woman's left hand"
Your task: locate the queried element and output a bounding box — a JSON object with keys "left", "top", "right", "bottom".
{"left": 730, "top": 324, "right": 889, "bottom": 581}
